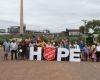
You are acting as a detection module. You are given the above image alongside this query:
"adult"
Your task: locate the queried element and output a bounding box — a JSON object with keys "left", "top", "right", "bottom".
{"left": 82, "top": 45, "right": 89, "bottom": 61}
{"left": 74, "top": 42, "right": 80, "bottom": 49}
{"left": 46, "top": 42, "right": 54, "bottom": 48}
{"left": 18, "top": 42, "right": 23, "bottom": 60}
{"left": 63, "top": 40, "right": 69, "bottom": 49}
{"left": 21, "top": 40, "right": 27, "bottom": 60}
{"left": 96, "top": 43, "right": 100, "bottom": 62}
{"left": 37, "top": 39, "right": 46, "bottom": 48}
{"left": 89, "top": 44, "right": 96, "bottom": 59}
{"left": 32, "top": 35, "right": 37, "bottom": 45}
{"left": 10, "top": 40, "right": 17, "bottom": 60}
{"left": 79, "top": 41, "right": 85, "bottom": 61}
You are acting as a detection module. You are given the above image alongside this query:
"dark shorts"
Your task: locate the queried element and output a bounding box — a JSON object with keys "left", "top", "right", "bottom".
{"left": 4, "top": 53, "right": 8, "bottom": 57}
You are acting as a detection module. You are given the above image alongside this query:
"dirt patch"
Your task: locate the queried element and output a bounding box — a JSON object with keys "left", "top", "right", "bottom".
{"left": 0, "top": 48, "right": 100, "bottom": 80}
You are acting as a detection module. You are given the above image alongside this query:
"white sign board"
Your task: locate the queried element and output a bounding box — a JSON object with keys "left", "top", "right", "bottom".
{"left": 29, "top": 47, "right": 42, "bottom": 60}
{"left": 70, "top": 48, "right": 81, "bottom": 62}
{"left": 29, "top": 47, "right": 81, "bottom": 62}
{"left": 57, "top": 48, "right": 69, "bottom": 61}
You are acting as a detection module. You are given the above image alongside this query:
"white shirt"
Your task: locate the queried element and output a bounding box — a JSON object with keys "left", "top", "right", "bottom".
{"left": 10, "top": 42, "right": 17, "bottom": 51}
{"left": 96, "top": 45, "right": 100, "bottom": 51}
{"left": 74, "top": 44, "right": 80, "bottom": 49}
{"left": 29, "top": 43, "right": 33, "bottom": 47}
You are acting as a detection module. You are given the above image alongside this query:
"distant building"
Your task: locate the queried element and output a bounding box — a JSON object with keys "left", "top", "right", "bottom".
{"left": 42, "top": 29, "right": 50, "bottom": 34}
{"left": 25, "top": 30, "right": 39, "bottom": 34}
{"left": 8, "top": 26, "right": 26, "bottom": 34}
{"left": 62, "top": 29, "right": 80, "bottom": 36}
{"left": 0, "top": 29, "right": 6, "bottom": 33}
{"left": 0, "top": 33, "right": 9, "bottom": 35}
{"left": 8, "top": 26, "right": 19, "bottom": 33}
{"left": 26, "top": 29, "right": 50, "bottom": 34}
{"left": 68, "top": 29, "right": 80, "bottom": 36}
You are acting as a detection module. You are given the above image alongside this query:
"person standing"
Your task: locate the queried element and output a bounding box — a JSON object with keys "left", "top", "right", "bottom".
{"left": 79, "top": 41, "right": 85, "bottom": 61}
{"left": 37, "top": 39, "right": 46, "bottom": 48}
{"left": 82, "top": 45, "right": 89, "bottom": 61}
{"left": 10, "top": 40, "right": 18, "bottom": 60}
{"left": 74, "top": 42, "right": 80, "bottom": 49}
{"left": 18, "top": 42, "right": 23, "bottom": 60}
{"left": 3, "top": 40, "right": 7, "bottom": 51}
{"left": 91, "top": 48, "right": 96, "bottom": 62}
{"left": 3, "top": 40, "right": 10, "bottom": 60}
{"left": 32, "top": 35, "right": 37, "bottom": 45}
{"left": 96, "top": 43, "right": 100, "bottom": 62}
{"left": 63, "top": 40, "right": 69, "bottom": 49}
{"left": 89, "top": 44, "right": 96, "bottom": 59}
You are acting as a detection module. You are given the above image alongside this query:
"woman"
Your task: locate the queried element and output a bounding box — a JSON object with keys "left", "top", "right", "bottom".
{"left": 91, "top": 48, "right": 96, "bottom": 62}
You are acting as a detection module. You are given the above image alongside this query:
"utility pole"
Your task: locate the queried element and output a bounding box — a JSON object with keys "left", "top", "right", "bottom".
{"left": 81, "top": 20, "right": 87, "bottom": 44}
{"left": 20, "top": 0, "right": 24, "bottom": 35}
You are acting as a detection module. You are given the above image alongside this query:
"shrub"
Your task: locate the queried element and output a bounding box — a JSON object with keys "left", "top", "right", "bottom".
{"left": 0, "top": 37, "right": 5, "bottom": 45}
{"left": 0, "top": 35, "right": 9, "bottom": 45}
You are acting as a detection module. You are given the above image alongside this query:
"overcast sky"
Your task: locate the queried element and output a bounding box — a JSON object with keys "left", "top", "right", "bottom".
{"left": 0, "top": 0, "right": 100, "bottom": 32}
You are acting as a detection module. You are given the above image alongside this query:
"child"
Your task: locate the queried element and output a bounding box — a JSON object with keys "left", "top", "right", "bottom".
{"left": 3, "top": 40, "right": 10, "bottom": 60}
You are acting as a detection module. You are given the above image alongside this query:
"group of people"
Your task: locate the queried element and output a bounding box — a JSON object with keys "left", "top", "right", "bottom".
{"left": 2, "top": 35, "right": 100, "bottom": 62}
{"left": 3, "top": 36, "right": 47, "bottom": 60}
{"left": 58, "top": 40, "right": 100, "bottom": 62}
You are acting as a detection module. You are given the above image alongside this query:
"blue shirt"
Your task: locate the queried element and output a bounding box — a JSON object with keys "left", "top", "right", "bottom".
{"left": 79, "top": 43, "right": 85, "bottom": 50}
{"left": 82, "top": 47, "right": 89, "bottom": 54}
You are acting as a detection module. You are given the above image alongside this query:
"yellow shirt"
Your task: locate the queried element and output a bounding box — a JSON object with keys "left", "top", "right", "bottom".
{"left": 90, "top": 45, "right": 96, "bottom": 53}
{"left": 38, "top": 41, "right": 46, "bottom": 48}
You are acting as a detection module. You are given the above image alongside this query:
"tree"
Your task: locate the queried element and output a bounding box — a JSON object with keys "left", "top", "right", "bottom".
{"left": 80, "top": 19, "right": 100, "bottom": 43}
{"left": 79, "top": 26, "right": 85, "bottom": 34}
{"left": 86, "top": 19, "right": 100, "bottom": 34}
{"left": 80, "top": 19, "right": 100, "bottom": 34}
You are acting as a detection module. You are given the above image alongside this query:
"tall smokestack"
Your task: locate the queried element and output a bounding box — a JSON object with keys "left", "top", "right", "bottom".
{"left": 20, "top": 0, "right": 24, "bottom": 34}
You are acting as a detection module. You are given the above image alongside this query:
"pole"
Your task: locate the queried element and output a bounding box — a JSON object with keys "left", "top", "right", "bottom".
{"left": 20, "top": 0, "right": 24, "bottom": 35}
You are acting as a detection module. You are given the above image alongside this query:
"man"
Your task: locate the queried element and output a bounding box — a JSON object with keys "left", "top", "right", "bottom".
{"left": 32, "top": 35, "right": 37, "bottom": 45}
{"left": 82, "top": 45, "right": 89, "bottom": 61}
{"left": 79, "top": 41, "right": 85, "bottom": 61}
{"left": 74, "top": 42, "right": 80, "bottom": 49}
{"left": 96, "top": 43, "right": 100, "bottom": 62}
{"left": 10, "top": 40, "right": 17, "bottom": 60}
